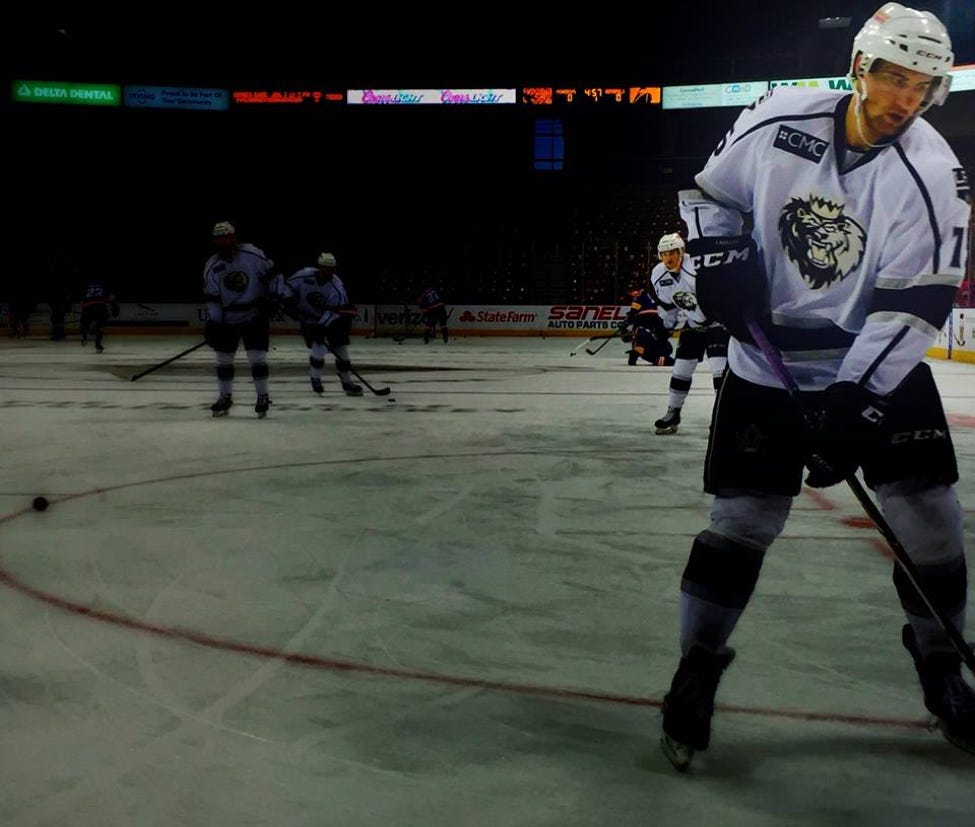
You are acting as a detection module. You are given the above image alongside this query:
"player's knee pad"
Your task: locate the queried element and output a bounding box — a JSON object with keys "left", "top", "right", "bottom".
{"left": 309, "top": 356, "right": 325, "bottom": 370}
{"left": 709, "top": 492, "right": 791, "bottom": 550}
{"left": 681, "top": 529, "right": 766, "bottom": 610}
{"left": 216, "top": 364, "right": 235, "bottom": 381}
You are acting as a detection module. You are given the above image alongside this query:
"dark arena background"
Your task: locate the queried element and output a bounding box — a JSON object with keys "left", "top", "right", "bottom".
{"left": 3, "top": 2, "right": 974, "bottom": 310}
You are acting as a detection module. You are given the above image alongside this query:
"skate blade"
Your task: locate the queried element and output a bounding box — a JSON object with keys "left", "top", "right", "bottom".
{"left": 941, "top": 724, "right": 975, "bottom": 756}
{"left": 654, "top": 427, "right": 679, "bottom": 435}
{"left": 660, "top": 734, "right": 694, "bottom": 771}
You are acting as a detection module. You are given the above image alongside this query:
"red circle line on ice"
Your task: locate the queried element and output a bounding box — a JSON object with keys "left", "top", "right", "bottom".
{"left": 0, "top": 452, "right": 931, "bottom": 733}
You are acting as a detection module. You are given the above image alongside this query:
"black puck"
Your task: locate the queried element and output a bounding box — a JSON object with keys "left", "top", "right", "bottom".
{"left": 32, "top": 496, "right": 50, "bottom": 511}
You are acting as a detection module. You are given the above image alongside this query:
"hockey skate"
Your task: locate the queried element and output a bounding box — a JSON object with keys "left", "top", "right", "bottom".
{"left": 654, "top": 407, "right": 681, "bottom": 435}
{"left": 902, "top": 624, "right": 975, "bottom": 755}
{"left": 661, "top": 644, "right": 736, "bottom": 771}
{"left": 341, "top": 381, "right": 363, "bottom": 397}
{"left": 255, "top": 394, "right": 271, "bottom": 418}
{"left": 210, "top": 394, "right": 233, "bottom": 417}
{"left": 310, "top": 377, "right": 324, "bottom": 395}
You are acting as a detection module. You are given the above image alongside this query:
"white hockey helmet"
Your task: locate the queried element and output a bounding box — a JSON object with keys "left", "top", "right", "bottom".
{"left": 850, "top": 4, "right": 953, "bottom": 112}
{"left": 317, "top": 252, "right": 337, "bottom": 267}
{"left": 212, "top": 221, "right": 236, "bottom": 238}
{"left": 657, "top": 233, "right": 685, "bottom": 253}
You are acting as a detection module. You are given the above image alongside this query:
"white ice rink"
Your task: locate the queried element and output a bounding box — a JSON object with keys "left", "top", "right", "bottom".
{"left": 1, "top": 334, "right": 973, "bottom": 827}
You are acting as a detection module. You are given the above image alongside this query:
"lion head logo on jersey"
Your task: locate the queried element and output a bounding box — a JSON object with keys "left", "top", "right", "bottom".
{"left": 778, "top": 195, "right": 865, "bottom": 289}
{"left": 307, "top": 291, "right": 327, "bottom": 312}
{"left": 223, "top": 270, "right": 250, "bottom": 293}
{"left": 672, "top": 291, "right": 698, "bottom": 311}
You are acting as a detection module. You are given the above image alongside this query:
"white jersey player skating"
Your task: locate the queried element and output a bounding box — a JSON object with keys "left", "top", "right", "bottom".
{"left": 649, "top": 234, "right": 729, "bottom": 434}
{"left": 660, "top": 4, "right": 972, "bottom": 770}
{"left": 202, "top": 221, "right": 277, "bottom": 418}
{"left": 274, "top": 252, "right": 363, "bottom": 397}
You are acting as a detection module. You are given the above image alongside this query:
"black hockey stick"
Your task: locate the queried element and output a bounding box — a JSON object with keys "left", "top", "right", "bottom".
{"left": 747, "top": 318, "right": 975, "bottom": 677}
{"left": 130, "top": 340, "right": 207, "bottom": 381}
{"left": 585, "top": 326, "right": 627, "bottom": 355}
{"left": 349, "top": 366, "right": 391, "bottom": 396}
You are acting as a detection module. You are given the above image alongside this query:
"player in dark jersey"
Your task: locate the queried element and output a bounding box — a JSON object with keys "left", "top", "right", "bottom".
{"left": 417, "top": 286, "right": 449, "bottom": 343}
{"left": 619, "top": 288, "right": 674, "bottom": 366}
{"left": 79, "top": 281, "right": 119, "bottom": 353}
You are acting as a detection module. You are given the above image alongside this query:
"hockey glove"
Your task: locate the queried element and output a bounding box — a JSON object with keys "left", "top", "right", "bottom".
{"left": 804, "top": 381, "right": 887, "bottom": 488}
{"left": 686, "top": 235, "right": 767, "bottom": 343}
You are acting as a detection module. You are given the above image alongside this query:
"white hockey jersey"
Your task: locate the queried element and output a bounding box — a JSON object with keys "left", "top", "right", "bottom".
{"left": 680, "top": 85, "right": 970, "bottom": 394}
{"left": 649, "top": 256, "right": 722, "bottom": 332}
{"left": 202, "top": 243, "right": 275, "bottom": 325}
{"left": 276, "top": 267, "right": 351, "bottom": 327}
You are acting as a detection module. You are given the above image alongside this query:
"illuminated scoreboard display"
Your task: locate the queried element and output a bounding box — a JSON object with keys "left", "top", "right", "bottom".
{"left": 521, "top": 87, "right": 661, "bottom": 106}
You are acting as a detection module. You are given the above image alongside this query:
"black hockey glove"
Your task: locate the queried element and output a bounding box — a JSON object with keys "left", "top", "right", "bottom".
{"left": 803, "top": 381, "right": 887, "bottom": 488}
{"left": 686, "top": 235, "right": 767, "bottom": 343}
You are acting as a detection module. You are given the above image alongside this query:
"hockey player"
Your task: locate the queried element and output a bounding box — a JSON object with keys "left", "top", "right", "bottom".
{"left": 79, "top": 280, "right": 119, "bottom": 352}
{"left": 620, "top": 288, "right": 674, "bottom": 366}
{"left": 649, "top": 233, "right": 729, "bottom": 434}
{"left": 661, "top": 4, "right": 972, "bottom": 769}
{"left": 417, "top": 286, "right": 449, "bottom": 343}
{"left": 202, "top": 221, "right": 277, "bottom": 418}
{"left": 275, "top": 252, "right": 363, "bottom": 397}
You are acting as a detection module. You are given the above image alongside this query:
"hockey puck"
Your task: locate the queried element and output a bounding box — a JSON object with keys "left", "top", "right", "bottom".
{"left": 387, "top": 397, "right": 396, "bottom": 403}
{"left": 32, "top": 496, "right": 49, "bottom": 512}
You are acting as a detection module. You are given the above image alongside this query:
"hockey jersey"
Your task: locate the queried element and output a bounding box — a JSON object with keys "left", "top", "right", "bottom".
{"left": 277, "top": 268, "right": 352, "bottom": 327}
{"left": 649, "top": 257, "right": 721, "bottom": 333}
{"left": 680, "top": 85, "right": 970, "bottom": 394}
{"left": 202, "top": 243, "right": 275, "bottom": 325}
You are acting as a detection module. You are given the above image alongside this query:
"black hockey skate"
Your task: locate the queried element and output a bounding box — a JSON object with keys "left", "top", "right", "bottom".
{"left": 661, "top": 644, "right": 736, "bottom": 771}
{"left": 255, "top": 394, "right": 271, "bottom": 418}
{"left": 341, "top": 381, "right": 363, "bottom": 397}
{"left": 654, "top": 407, "right": 681, "bottom": 435}
{"left": 210, "top": 394, "right": 233, "bottom": 417}
{"left": 902, "top": 624, "right": 975, "bottom": 755}
{"left": 310, "top": 377, "right": 324, "bottom": 395}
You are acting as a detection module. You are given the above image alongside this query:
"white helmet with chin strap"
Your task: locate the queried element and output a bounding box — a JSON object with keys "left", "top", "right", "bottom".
{"left": 657, "top": 233, "right": 685, "bottom": 254}
{"left": 850, "top": 3, "right": 954, "bottom": 115}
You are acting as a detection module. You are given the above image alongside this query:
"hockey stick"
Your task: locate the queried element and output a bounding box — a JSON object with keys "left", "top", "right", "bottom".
{"left": 348, "top": 366, "right": 391, "bottom": 396}
{"left": 747, "top": 319, "right": 975, "bottom": 676}
{"left": 585, "top": 326, "right": 627, "bottom": 355}
{"left": 568, "top": 336, "right": 598, "bottom": 357}
{"left": 130, "top": 340, "right": 207, "bottom": 381}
